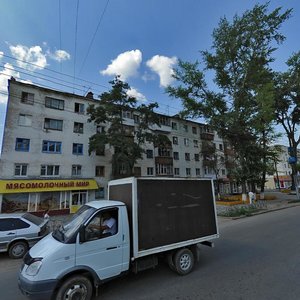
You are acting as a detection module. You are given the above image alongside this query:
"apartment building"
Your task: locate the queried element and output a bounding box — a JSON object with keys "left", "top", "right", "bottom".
{"left": 0, "top": 78, "right": 228, "bottom": 213}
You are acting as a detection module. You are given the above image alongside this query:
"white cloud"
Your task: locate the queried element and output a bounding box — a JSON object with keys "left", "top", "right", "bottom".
{"left": 146, "top": 55, "right": 177, "bottom": 87}
{"left": 9, "top": 44, "right": 47, "bottom": 71}
{"left": 0, "top": 63, "right": 20, "bottom": 104}
{"left": 49, "top": 49, "right": 71, "bottom": 62}
{"left": 101, "top": 50, "right": 142, "bottom": 80}
{"left": 126, "top": 88, "right": 147, "bottom": 102}
{"left": 0, "top": 51, "right": 3, "bottom": 59}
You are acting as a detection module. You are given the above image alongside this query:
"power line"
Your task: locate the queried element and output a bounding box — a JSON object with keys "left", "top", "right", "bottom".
{"left": 59, "top": 0, "right": 62, "bottom": 73}
{"left": 79, "top": 0, "right": 110, "bottom": 75}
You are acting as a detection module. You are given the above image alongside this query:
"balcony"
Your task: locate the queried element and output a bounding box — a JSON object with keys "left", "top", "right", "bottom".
{"left": 200, "top": 132, "right": 214, "bottom": 141}
{"left": 155, "top": 156, "right": 173, "bottom": 165}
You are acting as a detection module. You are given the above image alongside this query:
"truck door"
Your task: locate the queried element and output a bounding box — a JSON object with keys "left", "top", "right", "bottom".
{"left": 75, "top": 207, "right": 123, "bottom": 280}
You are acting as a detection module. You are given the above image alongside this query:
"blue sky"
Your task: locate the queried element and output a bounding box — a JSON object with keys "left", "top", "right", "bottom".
{"left": 1, "top": 0, "right": 300, "bottom": 151}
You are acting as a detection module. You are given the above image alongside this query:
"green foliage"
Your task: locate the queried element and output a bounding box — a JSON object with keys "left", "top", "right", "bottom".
{"left": 87, "top": 76, "right": 160, "bottom": 178}
{"left": 167, "top": 3, "right": 292, "bottom": 188}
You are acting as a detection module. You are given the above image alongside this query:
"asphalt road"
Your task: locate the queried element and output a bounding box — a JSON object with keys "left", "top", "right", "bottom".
{"left": 1, "top": 206, "right": 300, "bottom": 300}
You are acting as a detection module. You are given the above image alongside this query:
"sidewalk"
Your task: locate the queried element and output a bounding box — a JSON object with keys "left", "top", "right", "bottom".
{"left": 217, "top": 191, "right": 300, "bottom": 224}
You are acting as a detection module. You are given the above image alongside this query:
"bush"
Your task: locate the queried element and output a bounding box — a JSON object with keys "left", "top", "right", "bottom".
{"left": 218, "top": 205, "right": 260, "bottom": 217}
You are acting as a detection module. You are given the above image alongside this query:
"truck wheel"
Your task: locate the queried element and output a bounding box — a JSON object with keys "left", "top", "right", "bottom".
{"left": 56, "top": 275, "right": 93, "bottom": 300}
{"left": 174, "top": 248, "right": 194, "bottom": 275}
{"left": 167, "top": 253, "right": 176, "bottom": 272}
{"left": 8, "top": 241, "right": 28, "bottom": 259}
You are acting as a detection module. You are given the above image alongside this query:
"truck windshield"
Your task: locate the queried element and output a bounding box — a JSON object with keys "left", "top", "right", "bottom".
{"left": 52, "top": 205, "right": 96, "bottom": 243}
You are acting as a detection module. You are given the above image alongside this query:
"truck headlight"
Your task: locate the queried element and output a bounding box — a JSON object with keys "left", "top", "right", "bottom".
{"left": 25, "top": 260, "right": 42, "bottom": 276}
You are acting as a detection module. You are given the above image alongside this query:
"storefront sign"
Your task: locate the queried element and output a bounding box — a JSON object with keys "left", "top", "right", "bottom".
{"left": 0, "top": 179, "right": 99, "bottom": 194}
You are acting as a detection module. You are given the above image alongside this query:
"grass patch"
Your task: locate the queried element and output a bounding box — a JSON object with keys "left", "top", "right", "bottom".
{"left": 218, "top": 205, "right": 260, "bottom": 217}
{"left": 288, "top": 200, "right": 300, "bottom": 204}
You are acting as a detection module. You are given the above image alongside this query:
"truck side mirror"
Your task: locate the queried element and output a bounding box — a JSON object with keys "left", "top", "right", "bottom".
{"left": 79, "top": 225, "right": 86, "bottom": 244}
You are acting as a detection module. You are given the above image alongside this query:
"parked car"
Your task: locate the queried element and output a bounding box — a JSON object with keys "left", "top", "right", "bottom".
{"left": 0, "top": 213, "right": 49, "bottom": 259}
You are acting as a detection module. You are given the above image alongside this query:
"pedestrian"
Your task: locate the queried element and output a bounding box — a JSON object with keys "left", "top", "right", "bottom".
{"left": 43, "top": 209, "right": 50, "bottom": 220}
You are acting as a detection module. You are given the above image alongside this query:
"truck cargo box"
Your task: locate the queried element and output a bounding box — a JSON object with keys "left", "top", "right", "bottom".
{"left": 108, "top": 177, "right": 219, "bottom": 259}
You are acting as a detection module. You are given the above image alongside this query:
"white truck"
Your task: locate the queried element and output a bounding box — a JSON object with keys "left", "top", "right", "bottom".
{"left": 18, "top": 177, "right": 219, "bottom": 300}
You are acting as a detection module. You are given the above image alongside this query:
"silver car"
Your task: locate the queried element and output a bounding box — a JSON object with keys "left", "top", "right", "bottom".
{"left": 0, "top": 213, "right": 49, "bottom": 259}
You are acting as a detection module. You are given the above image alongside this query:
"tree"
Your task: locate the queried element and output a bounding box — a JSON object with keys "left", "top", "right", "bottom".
{"left": 167, "top": 3, "right": 292, "bottom": 199}
{"left": 87, "top": 76, "right": 160, "bottom": 179}
{"left": 274, "top": 52, "right": 300, "bottom": 190}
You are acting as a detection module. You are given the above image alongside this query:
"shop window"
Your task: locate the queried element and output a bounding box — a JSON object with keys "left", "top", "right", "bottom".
{"left": 73, "top": 143, "right": 83, "bottom": 155}
{"left": 14, "top": 164, "right": 28, "bottom": 177}
{"left": 2, "top": 193, "right": 29, "bottom": 213}
{"left": 42, "top": 140, "right": 62, "bottom": 153}
{"left": 72, "top": 191, "right": 87, "bottom": 206}
{"left": 38, "top": 192, "right": 60, "bottom": 210}
{"left": 75, "top": 102, "right": 85, "bottom": 114}
{"left": 74, "top": 122, "right": 84, "bottom": 134}
{"left": 18, "top": 114, "right": 32, "bottom": 127}
{"left": 44, "top": 118, "right": 63, "bottom": 131}
{"left": 15, "top": 138, "right": 30, "bottom": 152}
{"left": 41, "top": 165, "right": 60, "bottom": 176}
{"left": 95, "top": 166, "right": 105, "bottom": 177}
{"left": 72, "top": 165, "right": 82, "bottom": 176}
{"left": 45, "top": 96, "right": 64, "bottom": 110}
{"left": 21, "top": 92, "right": 34, "bottom": 104}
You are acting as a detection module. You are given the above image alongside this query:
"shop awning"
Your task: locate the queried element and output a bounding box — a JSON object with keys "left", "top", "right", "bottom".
{"left": 0, "top": 179, "right": 99, "bottom": 194}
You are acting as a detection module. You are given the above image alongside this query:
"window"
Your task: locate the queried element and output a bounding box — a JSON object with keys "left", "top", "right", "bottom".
{"left": 173, "top": 152, "right": 179, "bottom": 160}
{"left": 183, "top": 124, "right": 188, "bottom": 132}
{"left": 42, "top": 141, "right": 62, "bottom": 153}
{"left": 194, "top": 153, "right": 200, "bottom": 161}
{"left": 85, "top": 208, "right": 118, "bottom": 241}
{"left": 122, "top": 111, "right": 132, "bottom": 119}
{"left": 14, "top": 164, "right": 28, "bottom": 176}
{"left": 184, "top": 138, "right": 189, "bottom": 146}
{"left": 146, "top": 150, "right": 153, "bottom": 158}
{"left": 21, "top": 92, "right": 34, "bottom": 104}
{"left": 44, "top": 118, "right": 63, "bottom": 131}
{"left": 72, "top": 191, "right": 87, "bottom": 206}
{"left": 15, "top": 138, "right": 30, "bottom": 152}
{"left": 41, "top": 165, "right": 60, "bottom": 176}
{"left": 172, "top": 136, "right": 178, "bottom": 145}
{"left": 159, "top": 116, "right": 170, "bottom": 126}
{"left": 96, "top": 125, "right": 105, "bottom": 133}
{"left": 147, "top": 167, "right": 154, "bottom": 175}
{"left": 95, "top": 187, "right": 105, "bottom": 199}
{"left": 72, "top": 165, "right": 82, "bottom": 176}
{"left": 45, "top": 96, "right": 64, "bottom": 110}
{"left": 133, "top": 114, "right": 140, "bottom": 124}
{"left": 219, "top": 144, "right": 223, "bottom": 151}
{"left": 156, "top": 164, "right": 173, "bottom": 175}
{"left": 95, "top": 166, "right": 105, "bottom": 177}
{"left": 196, "top": 168, "right": 201, "bottom": 176}
{"left": 222, "top": 169, "right": 226, "bottom": 175}
{"left": 73, "top": 143, "right": 83, "bottom": 155}
{"left": 172, "top": 122, "right": 178, "bottom": 130}
{"left": 0, "top": 218, "right": 30, "bottom": 231}
{"left": 193, "top": 140, "right": 198, "bottom": 148}
{"left": 158, "top": 148, "right": 171, "bottom": 157}
{"left": 18, "top": 114, "right": 32, "bottom": 127}
{"left": 185, "top": 153, "right": 190, "bottom": 161}
{"left": 186, "top": 168, "right": 191, "bottom": 176}
{"left": 74, "top": 122, "right": 84, "bottom": 134}
{"left": 192, "top": 126, "right": 197, "bottom": 134}
{"left": 75, "top": 102, "right": 84, "bottom": 114}
{"left": 174, "top": 168, "right": 180, "bottom": 176}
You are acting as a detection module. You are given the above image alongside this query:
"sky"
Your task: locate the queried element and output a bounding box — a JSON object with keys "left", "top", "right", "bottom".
{"left": 1, "top": 0, "right": 300, "bottom": 151}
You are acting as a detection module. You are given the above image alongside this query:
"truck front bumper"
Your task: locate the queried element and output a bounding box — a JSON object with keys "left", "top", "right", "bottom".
{"left": 18, "top": 273, "right": 58, "bottom": 300}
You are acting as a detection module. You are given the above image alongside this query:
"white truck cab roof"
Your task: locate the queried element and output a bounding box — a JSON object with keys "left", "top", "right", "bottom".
{"left": 85, "top": 200, "right": 125, "bottom": 210}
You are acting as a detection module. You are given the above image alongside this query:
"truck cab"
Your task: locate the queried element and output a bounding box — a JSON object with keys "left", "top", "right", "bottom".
{"left": 18, "top": 201, "right": 130, "bottom": 300}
